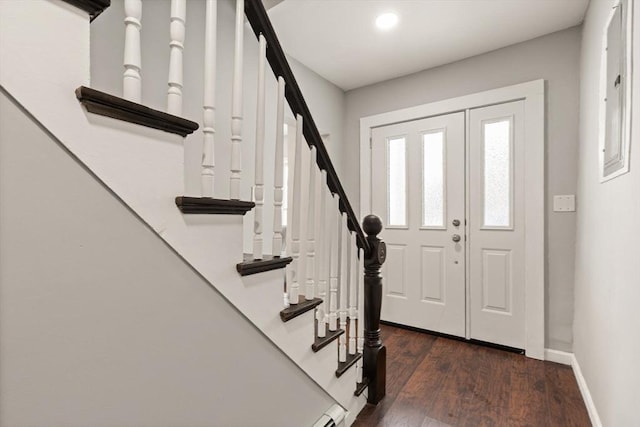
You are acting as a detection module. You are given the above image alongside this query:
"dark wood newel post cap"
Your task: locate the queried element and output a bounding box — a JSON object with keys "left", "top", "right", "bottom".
{"left": 363, "top": 215, "right": 385, "bottom": 264}
{"left": 363, "top": 214, "right": 382, "bottom": 237}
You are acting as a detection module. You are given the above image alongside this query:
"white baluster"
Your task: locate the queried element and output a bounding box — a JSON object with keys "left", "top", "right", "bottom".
{"left": 356, "top": 247, "right": 365, "bottom": 383}
{"left": 328, "top": 195, "right": 340, "bottom": 331}
{"left": 305, "top": 146, "right": 317, "bottom": 300}
{"left": 167, "top": 0, "right": 186, "bottom": 115}
{"left": 201, "top": 0, "right": 217, "bottom": 197}
{"left": 229, "top": 0, "right": 244, "bottom": 199}
{"left": 349, "top": 231, "right": 358, "bottom": 355}
{"left": 315, "top": 170, "right": 328, "bottom": 338}
{"left": 123, "top": 0, "right": 142, "bottom": 102}
{"left": 338, "top": 213, "right": 349, "bottom": 363}
{"left": 288, "top": 114, "right": 304, "bottom": 304}
{"left": 272, "top": 77, "right": 286, "bottom": 256}
{"left": 252, "top": 34, "right": 267, "bottom": 260}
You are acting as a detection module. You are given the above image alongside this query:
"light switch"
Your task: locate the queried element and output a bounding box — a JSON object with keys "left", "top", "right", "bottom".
{"left": 553, "top": 195, "right": 576, "bottom": 212}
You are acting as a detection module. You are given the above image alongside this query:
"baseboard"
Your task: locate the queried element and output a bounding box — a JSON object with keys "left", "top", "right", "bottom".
{"left": 570, "top": 354, "right": 602, "bottom": 427}
{"left": 544, "top": 348, "right": 601, "bottom": 427}
{"left": 544, "top": 348, "right": 573, "bottom": 365}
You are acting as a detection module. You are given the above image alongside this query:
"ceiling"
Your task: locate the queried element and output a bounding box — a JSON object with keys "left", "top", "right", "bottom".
{"left": 267, "top": 0, "right": 590, "bottom": 91}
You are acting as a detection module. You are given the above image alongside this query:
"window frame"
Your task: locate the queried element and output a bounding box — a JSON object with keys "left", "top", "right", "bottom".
{"left": 599, "top": 0, "right": 634, "bottom": 182}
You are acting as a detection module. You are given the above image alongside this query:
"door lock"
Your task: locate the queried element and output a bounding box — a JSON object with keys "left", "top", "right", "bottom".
{"left": 452, "top": 234, "right": 461, "bottom": 243}
{"left": 452, "top": 219, "right": 461, "bottom": 227}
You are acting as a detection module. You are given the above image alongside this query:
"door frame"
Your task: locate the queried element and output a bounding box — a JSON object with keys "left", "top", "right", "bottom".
{"left": 359, "top": 80, "right": 545, "bottom": 359}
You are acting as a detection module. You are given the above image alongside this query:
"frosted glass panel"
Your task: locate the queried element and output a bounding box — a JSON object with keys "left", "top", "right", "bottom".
{"left": 422, "top": 132, "right": 444, "bottom": 227}
{"left": 388, "top": 137, "right": 407, "bottom": 226}
{"left": 483, "top": 120, "right": 511, "bottom": 227}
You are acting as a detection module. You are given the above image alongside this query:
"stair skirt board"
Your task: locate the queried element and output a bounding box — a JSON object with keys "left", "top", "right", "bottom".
{"left": 280, "top": 296, "right": 322, "bottom": 322}
{"left": 175, "top": 196, "right": 255, "bottom": 215}
{"left": 76, "top": 86, "right": 199, "bottom": 137}
{"left": 336, "top": 352, "right": 362, "bottom": 378}
{"left": 1, "top": 0, "right": 374, "bottom": 421}
{"left": 312, "top": 320, "right": 345, "bottom": 353}
{"left": 236, "top": 254, "right": 292, "bottom": 276}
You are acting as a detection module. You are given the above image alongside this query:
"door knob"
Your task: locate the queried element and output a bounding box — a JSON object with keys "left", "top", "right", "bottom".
{"left": 452, "top": 234, "right": 461, "bottom": 243}
{"left": 452, "top": 219, "right": 461, "bottom": 227}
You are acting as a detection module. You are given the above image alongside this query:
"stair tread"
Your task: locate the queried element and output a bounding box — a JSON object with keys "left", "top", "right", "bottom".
{"left": 354, "top": 378, "right": 369, "bottom": 396}
{"left": 175, "top": 196, "right": 254, "bottom": 215}
{"left": 236, "top": 254, "right": 292, "bottom": 276}
{"left": 280, "top": 296, "right": 322, "bottom": 322}
{"left": 336, "top": 352, "right": 362, "bottom": 378}
{"left": 61, "top": 0, "right": 110, "bottom": 20}
{"left": 312, "top": 321, "right": 344, "bottom": 352}
{"left": 76, "top": 86, "right": 199, "bottom": 137}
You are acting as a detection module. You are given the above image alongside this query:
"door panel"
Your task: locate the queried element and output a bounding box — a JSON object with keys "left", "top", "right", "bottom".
{"left": 469, "top": 101, "right": 525, "bottom": 349}
{"left": 372, "top": 112, "right": 466, "bottom": 337}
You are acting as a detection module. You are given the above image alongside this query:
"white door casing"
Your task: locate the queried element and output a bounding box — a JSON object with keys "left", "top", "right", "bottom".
{"left": 371, "top": 112, "right": 466, "bottom": 337}
{"left": 360, "top": 80, "right": 545, "bottom": 359}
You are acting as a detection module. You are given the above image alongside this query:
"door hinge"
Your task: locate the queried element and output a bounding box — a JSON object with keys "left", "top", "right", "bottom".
{"left": 369, "top": 137, "right": 372, "bottom": 148}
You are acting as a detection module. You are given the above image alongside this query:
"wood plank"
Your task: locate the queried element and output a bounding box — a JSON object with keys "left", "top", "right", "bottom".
{"left": 354, "top": 324, "right": 591, "bottom": 427}
{"left": 60, "top": 0, "right": 110, "bottom": 20}
{"left": 76, "top": 86, "right": 199, "bottom": 137}
{"left": 175, "top": 196, "right": 254, "bottom": 215}
{"left": 379, "top": 338, "right": 456, "bottom": 426}
{"left": 425, "top": 338, "right": 481, "bottom": 426}
{"left": 236, "top": 254, "right": 292, "bottom": 276}
{"left": 545, "top": 363, "right": 592, "bottom": 426}
{"left": 279, "top": 296, "right": 322, "bottom": 322}
{"left": 507, "top": 356, "right": 550, "bottom": 426}
{"left": 457, "top": 346, "right": 513, "bottom": 426}
{"left": 352, "top": 326, "right": 437, "bottom": 426}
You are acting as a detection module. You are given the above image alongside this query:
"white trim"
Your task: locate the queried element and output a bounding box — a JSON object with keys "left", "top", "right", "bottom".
{"left": 360, "top": 79, "right": 545, "bottom": 359}
{"left": 544, "top": 348, "right": 573, "bottom": 365}
{"left": 571, "top": 354, "right": 603, "bottom": 427}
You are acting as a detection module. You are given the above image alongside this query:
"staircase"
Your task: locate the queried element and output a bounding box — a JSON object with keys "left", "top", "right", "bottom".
{"left": 0, "top": 0, "right": 386, "bottom": 424}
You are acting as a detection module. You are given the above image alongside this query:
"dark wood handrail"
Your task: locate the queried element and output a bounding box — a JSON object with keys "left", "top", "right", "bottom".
{"left": 244, "top": 0, "right": 370, "bottom": 256}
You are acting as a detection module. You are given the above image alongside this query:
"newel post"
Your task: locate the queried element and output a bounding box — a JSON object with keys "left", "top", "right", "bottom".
{"left": 362, "top": 214, "right": 386, "bottom": 404}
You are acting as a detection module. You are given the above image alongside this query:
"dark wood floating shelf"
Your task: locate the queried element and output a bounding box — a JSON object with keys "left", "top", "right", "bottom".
{"left": 354, "top": 378, "right": 369, "bottom": 397}
{"left": 61, "top": 0, "right": 110, "bottom": 20}
{"left": 336, "top": 352, "right": 362, "bottom": 378}
{"left": 236, "top": 254, "right": 292, "bottom": 276}
{"left": 175, "top": 196, "right": 255, "bottom": 215}
{"left": 280, "top": 296, "right": 322, "bottom": 322}
{"left": 312, "top": 321, "right": 344, "bottom": 353}
{"left": 76, "top": 86, "right": 199, "bottom": 137}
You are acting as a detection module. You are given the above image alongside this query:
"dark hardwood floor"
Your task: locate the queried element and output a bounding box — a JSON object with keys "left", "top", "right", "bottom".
{"left": 353, "top": 324, "right": 591, "bottom": 427}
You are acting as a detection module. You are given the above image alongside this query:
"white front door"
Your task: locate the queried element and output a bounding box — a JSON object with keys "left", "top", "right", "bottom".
{"left": 371, "top": 101, "right": 527, "bottom": 349}
{"left": 468, "top": 100, "right": 526, "bottom": 349}
{"left": 371, "top": 112, "right": 466, "bottom": 337}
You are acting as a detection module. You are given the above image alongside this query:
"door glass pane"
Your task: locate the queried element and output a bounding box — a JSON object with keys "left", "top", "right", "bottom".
{"left": 483, "top": 120, "right": 511, "bottom": 227}
{"left": 422, "top": 131, "right": 444, "bottom": 227}
{"left": 388, "top": 137, "right": 407, "bottom": 226}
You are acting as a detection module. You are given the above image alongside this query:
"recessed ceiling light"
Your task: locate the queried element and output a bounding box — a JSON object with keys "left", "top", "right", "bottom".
{"left": 375, "top": 12, "right": 398, "bottom": 31}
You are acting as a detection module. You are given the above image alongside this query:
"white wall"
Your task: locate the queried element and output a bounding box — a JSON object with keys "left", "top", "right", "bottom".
{"left": 90, "top": 0, "right": 346, "bottom": 255}
{"left": 573, "top": 1, "right": 640, "bottom": 425}
{"left": 0, "top": 90, "right": 336, "bottom": 427}
{"left": 344, "top": 27, "right": 582, "bottom": 352}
